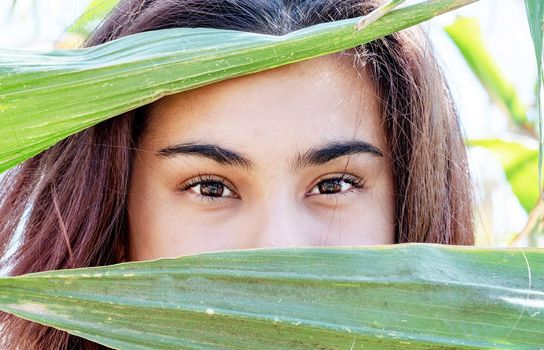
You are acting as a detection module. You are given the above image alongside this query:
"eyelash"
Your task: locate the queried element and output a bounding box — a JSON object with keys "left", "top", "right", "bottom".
{"left": 308, "top": 174, "right": 366, "bottom": 198}
{"left": 177, "top": 173, "right": 366, "bottom": 203}
{"left": 177, "top": 174, "right": 238, "bottom": 203}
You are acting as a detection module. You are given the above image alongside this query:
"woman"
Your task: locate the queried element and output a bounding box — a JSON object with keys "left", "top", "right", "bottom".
{"left": 0, "top": 0, "right": 474, "bottom": 348}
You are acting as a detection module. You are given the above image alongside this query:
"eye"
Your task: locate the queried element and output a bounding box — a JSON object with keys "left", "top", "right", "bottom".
{"left": 178, "top": 174, "right": 239, "bottom": 202}
{"left": 307, "top": 174, "right": 366, "bottom": 197}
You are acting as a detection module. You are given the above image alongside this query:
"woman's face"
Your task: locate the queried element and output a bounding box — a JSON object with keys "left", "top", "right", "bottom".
{"left": 127, "top": 54, "right": 395, "bottom": 261}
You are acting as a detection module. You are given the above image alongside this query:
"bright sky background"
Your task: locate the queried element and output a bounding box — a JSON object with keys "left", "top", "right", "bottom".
{"left": 0, "top": 0, "right": 539, "bottom": 246}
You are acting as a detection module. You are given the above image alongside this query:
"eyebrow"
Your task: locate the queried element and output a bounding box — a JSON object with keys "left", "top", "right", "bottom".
{"left": 292, "top": 141, "right": 383, "bottom": 171}
{"left": 157, "top": 142, "right": 252, "bottom": 169}
{"left": 157, "top": 141, "right": 383, "bottom": 171}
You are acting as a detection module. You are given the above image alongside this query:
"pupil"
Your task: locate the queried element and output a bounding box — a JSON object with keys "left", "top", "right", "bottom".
{"left": 200, "top": 182, "right": 224, "bottom": 197}
{"left": 319, "top": 179, "right": 342, "bottom": 194}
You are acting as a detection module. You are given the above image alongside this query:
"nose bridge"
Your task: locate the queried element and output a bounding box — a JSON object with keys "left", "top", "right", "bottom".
{"left": 252, "top": 192, "right": 316, "bottom": 248}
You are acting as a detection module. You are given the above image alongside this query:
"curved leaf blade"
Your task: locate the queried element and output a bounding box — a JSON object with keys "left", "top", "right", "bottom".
{"left": 0, "top": 244, "right": 542, "bottom": 349}
{"left": 469, "top": 139, "right": 539, "bottom": 213}
{"left": 525, "top": 0, "right": 543, "bottom": 68}
{"left": 66, "top": 0, "right": 121, "bottom": 38}
{"left": 445, "top": 18, "right": 530, "bottom": 131}
{"left": 524, "top": 0, "right": 544, "bottom": 193}
{"left": 0, "top": 0, "right": 477, "bottom": 174}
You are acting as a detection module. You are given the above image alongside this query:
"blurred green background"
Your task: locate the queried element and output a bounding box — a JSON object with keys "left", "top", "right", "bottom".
{"left": 1, "top": 0, "right": 541, "bottom": 247}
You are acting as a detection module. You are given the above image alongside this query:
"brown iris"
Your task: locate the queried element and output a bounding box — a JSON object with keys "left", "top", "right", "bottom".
{"left": 318, "top": 179, "right": 342, "bottom": 194}
{"left": 200, "top": 182, "right": 224, "bottom": 197}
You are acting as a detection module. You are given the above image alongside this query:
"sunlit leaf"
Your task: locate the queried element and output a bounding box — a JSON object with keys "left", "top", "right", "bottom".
{"left": 525, "top": 0, "right": 543, "bottom": 69}
{"left": 65, "top": 0, "right": 121, "bottom": 38}
{"left": 0, "top": 0, "right": 476, "bottom": 174}
{"left": 469, "top": 139, "right": 539, "bottom": 213}
{"left": 1, "top": 244, "right": 542, "bottom": 349}
{"left": 524, "top": 0, "right": 544, "bottom": 190}
{"left": 445, "top": 17, "right": 530, "bottom": 131}
{"left": 356, "top": 0, "right": 405, "bottom": 30}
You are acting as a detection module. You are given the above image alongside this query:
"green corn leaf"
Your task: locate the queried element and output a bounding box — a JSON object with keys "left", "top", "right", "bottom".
{"left": 0, "top": 0, "right": 477, "bottom": 174}
{"left": 445, "top": 18, "right": 530, "bottom": 132}
{"left": 65, "top": 0, "right": 121, "bottom": 38}
{"left": 525, "top": 0, "right": 543, "bottom": 71}
{"left": 355, "top": 0, "right": 406, "bottom": 30}
{"left": 0, "top": 244, "right": 542, "bottom": 349}
{"left": 524, "top": 0, "right": 544, "bottom": 192}
{"left": 8, "top": 0, "right": 17, "bottom": 17}
{"left": 469, "top": 138, "right": 539, "bottom": 213}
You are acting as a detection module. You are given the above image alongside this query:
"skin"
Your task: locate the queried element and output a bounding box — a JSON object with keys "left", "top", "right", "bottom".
{"left": 127, "top": 53, "right": 395, "bottom": 261}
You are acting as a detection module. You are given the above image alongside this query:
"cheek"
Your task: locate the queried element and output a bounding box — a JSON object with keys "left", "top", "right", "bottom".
{"left": 127, "top": 168, "right": 252, "bottom": 260}
{"left": 128, "top": 192, "right": 396, "bottom": 261}
{"left": 127, "top": 158, "right": 396, "bottom": 260}
{"left": 315, "top": 166, "right": 396, "bottom": 245}
{"left": 129, "top": 191, "right": 230, "bottom": 260}
{"left": 368, "top": 166, "right": 396, "bottom": 243}
{"left": 310, "top": 192, "right": 395, "bottom": 245}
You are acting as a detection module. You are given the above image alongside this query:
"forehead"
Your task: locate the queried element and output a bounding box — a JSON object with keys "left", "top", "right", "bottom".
{"left": 142, "top": 53, "right": 385, "bottom": 154}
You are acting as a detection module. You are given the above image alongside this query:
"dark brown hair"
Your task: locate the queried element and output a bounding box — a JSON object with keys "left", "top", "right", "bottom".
{"left": 0, "top": 0, "right": 474, "bottom": 348}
